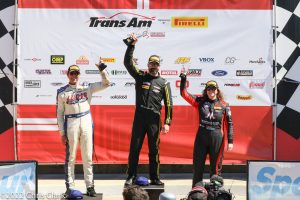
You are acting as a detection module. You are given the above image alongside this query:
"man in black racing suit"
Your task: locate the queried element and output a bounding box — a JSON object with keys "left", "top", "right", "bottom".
{"left": 124, "top": 34, "right": 173, "bottom": 186}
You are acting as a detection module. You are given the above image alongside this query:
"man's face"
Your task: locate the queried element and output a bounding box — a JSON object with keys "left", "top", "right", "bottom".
{"left": 67, "top": 71, "right": 80, "bottom": 85}
{"left": 147, "top": 62, "right": 160, "bottom": 76}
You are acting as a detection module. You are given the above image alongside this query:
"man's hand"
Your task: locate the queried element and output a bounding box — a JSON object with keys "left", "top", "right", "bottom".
{"left": 130, "top": 33, "right": 138, "bottom": 45}
{"left": 227, "top": 143, "right": 233, "bottom": 151}
{"left": 61, "top": 135, "right": 68, "bottom": 145}
{"left": 161, "top": 124, "right": 170, "bottom": 134}
{"left": 95, "top": 58, "right": 107, "bottom": 71}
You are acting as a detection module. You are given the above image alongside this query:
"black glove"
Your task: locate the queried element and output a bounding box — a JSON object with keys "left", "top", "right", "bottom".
{"left": 179, "top": 72, "right": 187, "bottom": 79}
{"left": 97, "top": 63, "right": 107, "bottom": 71}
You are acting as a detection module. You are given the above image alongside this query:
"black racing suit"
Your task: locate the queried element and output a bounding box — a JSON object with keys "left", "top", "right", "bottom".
{"left": 180, "top": 76, "right": 233, "bottom": 186}
{"left": 124, "top": 45, "right": 173, "bottom": 180}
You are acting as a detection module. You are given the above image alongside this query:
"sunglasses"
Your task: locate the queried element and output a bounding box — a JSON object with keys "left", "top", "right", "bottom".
{"left": 69, "top": 71, "right": 80, "bottom": 76}
{"left": 207, "top": 86, "right": 217, "bottom": 91}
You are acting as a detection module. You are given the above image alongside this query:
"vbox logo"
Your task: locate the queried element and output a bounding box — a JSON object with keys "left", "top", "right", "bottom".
{"left": 199, "top": 57, "right": 214, "bottom": 63}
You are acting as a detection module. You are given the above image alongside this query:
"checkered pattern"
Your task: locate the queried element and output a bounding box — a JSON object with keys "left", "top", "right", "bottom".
{"left": 0, "top": 0, "right": 15, "bottom": 134}
{"left": 274, "top": 0, "right": 300, "bottom": 139}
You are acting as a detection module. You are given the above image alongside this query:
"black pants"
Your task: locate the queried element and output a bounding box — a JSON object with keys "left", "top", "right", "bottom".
{"left": 192, "top": 127, "right": 224, "bottom": 186}
{"left": 127, "top": 108, "right": 161, "bottom": 179}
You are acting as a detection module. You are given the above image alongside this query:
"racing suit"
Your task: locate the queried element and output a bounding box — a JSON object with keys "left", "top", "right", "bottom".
{"left": 124, "top": 45, "right": 173, "bottom": 180}
{"left": 180, "top": 76, "right": 233, "bottom": 186}
{"left": 56, "top": 70, "right": 110, "bottom": 189}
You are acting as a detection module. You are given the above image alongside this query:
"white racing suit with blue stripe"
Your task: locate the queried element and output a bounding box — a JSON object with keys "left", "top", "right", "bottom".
{"left": 56, "top": 70, "right": 110, "bottom": 189}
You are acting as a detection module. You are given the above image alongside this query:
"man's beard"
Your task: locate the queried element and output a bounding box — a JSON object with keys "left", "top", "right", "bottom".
{"left": 148, "top": 68, "right": 159, "bottom": 76}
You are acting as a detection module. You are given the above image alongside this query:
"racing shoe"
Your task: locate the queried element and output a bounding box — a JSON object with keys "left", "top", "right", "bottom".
{"left": 124, "top": 176, "right": 136, "bottom": 186}
{"left": 150, "top": 178, "right": 164, "bottom": 186}
{"left": 63, "top": 188, "right": 72, "bottom": 199}
{"left": 86, "top": 186, "right": 97, "bottom": 197}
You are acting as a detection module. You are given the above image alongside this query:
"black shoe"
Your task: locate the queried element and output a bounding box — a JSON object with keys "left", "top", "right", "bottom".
{"left": 64, "top": 188, "right": 72, "bottom": 199}
{"left": 150, "top": 179, "right": 164, "bottom": 185}
{"left": 86, "top": 187, "right": 97, "bottom": 197}
{"left": 125, "top": 176, "right": 136, "bottom": 186}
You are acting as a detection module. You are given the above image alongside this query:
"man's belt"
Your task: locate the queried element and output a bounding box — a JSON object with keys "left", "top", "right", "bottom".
{"left": 65, "top": 110, "right": 90, "bottom": 118}
{"left": 140, "top": 105, "right": 160, "bottom": 115}
{"left": 200, "top": 124, "right": 220, "bottom": 131}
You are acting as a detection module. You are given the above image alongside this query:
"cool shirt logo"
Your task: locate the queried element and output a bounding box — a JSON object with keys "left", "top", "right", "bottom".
{"left": 211, "top": 70, "right": 227, "bottom": 76}
{"left": 51, "top": 55, "right": 64, "bottom": 64}
{"left": 251, "top": 167, "right": 300, "bottom": 197}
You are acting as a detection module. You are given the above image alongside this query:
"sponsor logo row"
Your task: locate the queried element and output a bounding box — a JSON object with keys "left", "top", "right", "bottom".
{"left": 26, "top": 56, "right": 266, "bottom": 65}
{"left": 24, "top": 80, "right": 266, "bottom": 90}
{"left": 34, "top": 68, "right": 255, "bottom": 77}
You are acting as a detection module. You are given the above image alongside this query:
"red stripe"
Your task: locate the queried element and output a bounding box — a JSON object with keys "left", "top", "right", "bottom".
{"left": 19, "top": 0, "right": 137, "bottom": 9}
{"left": 150, "top": 0, "right": 272, "bottom": 10}
{"left": 216, "top": 113, "right": 227, "bottom": 174}
{"left": 18, "top": 105, "right": 56, "bottom": 118}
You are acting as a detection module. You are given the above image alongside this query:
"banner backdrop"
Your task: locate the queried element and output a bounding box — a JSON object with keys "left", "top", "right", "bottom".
{"left": 17, "top": 0, "right": 273, "bottom": 163}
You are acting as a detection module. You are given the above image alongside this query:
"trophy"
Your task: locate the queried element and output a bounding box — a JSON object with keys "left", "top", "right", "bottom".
{"left": 91, "top": 53, "right": 107, "bottom": 71}
{"left": 123, "top": 29, "right": 149, "bottom": 46}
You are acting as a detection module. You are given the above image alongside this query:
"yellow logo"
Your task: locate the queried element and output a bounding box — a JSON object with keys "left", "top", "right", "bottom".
{"left": 175, "top": 57, "right": 191, "bottom": 64}
{"left": 51, "top": 55, "right": 64, "bottom": 64}
{"left": 102, "top": 58, "right": 116, "bottom": 63}
{"left": 236, "top": 95, "right": 252, "bottom": 100}
{"left": 142, "top": 85, "right": 150, "bottom": 90}
{"left": 171, "top": 17, "right": 208, "bottom": 28}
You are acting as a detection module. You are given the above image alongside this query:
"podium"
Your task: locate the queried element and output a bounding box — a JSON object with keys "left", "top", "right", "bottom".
{"left": 141, "top": 185, "right": 164, "bottom": 200}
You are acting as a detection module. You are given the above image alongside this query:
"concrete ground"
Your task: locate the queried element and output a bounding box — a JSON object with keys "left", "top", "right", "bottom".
{"left": 38, "top": 173, "right": 247, "bottom": 200}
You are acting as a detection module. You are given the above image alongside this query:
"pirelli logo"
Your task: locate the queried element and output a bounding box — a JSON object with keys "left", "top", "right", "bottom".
{"left": 171, "top": 17, "right": 208, "bottom": 28}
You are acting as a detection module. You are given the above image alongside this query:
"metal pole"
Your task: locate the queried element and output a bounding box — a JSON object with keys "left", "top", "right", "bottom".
{"left": 272, "top": 0, "right": 278, "bottom": 161}
{"left": 12, "top": 0, "right": 19, "bottom": 160}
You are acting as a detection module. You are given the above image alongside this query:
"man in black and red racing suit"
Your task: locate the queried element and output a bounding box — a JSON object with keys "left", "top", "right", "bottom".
{"left": 124, "top": 34, "right": 173, "bottom": 186}
{"left": 179, "top": 73, "right": 234, "bottom": 187}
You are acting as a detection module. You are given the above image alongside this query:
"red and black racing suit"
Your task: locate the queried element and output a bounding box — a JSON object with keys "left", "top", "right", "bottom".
{"left": 124, "top": 45, "right": 173, "bottom": 180}
{"left": 180, "top": 76, "right": 233, "bottom": 186}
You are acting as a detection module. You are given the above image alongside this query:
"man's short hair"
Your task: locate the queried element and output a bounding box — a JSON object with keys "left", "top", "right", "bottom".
{"left": 123, "top": 185, "right": 149, "bottom": 200}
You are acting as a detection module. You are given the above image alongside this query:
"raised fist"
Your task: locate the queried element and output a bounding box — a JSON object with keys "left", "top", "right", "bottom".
{"left": 95, "top": 58, "right": 107, "bottom": 71}
{"left": 179, "top": 72, "right": 187, "bottom": 79}
{"left": 97, "top": 63, "right": 107, "bottom": 71}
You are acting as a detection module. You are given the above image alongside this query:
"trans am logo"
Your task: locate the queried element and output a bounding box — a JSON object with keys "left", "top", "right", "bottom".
{"left": 89, "top": 12, "right": 155, "bottom": 28}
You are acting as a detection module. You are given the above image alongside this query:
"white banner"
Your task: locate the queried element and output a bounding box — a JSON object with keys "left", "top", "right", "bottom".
{"left": 18, "top": 9, "right": 273, "bottom": 106}
{"left": 248, "top": 161, "right": 300, "bottom": 200}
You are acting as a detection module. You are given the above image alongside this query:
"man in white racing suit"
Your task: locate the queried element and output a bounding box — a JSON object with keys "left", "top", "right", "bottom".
{"left": 56, "top": 62, "right": 110, "bottom": 197}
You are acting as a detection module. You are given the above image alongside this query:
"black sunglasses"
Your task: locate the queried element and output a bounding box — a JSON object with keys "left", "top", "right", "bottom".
{"left": 69, "top": 71, "right": 80, "bottom": 75}
{"left": 207, "top": 86, "right": 217, "bottom": 91}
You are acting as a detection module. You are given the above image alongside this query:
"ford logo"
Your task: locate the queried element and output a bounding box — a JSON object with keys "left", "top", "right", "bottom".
{"left": 211, "top": 70, "right": 228, "bottom": 76}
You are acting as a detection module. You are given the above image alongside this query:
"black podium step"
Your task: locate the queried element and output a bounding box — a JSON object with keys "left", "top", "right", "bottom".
{"left": 141, "top": 185, "right": 164, "bottom": 200}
